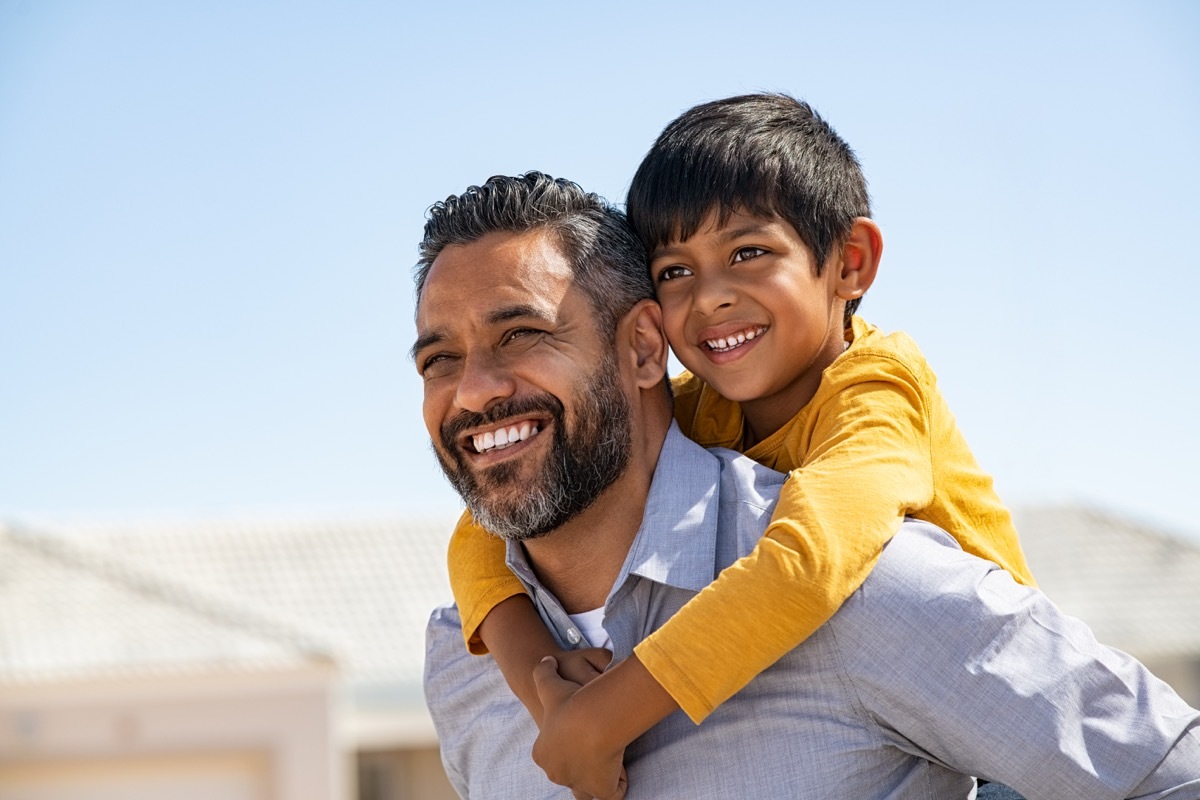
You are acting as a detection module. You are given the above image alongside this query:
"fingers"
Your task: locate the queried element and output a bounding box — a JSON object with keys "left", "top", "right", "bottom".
{"left": 579, "top": 647, "right": 613, "bottom": 672}
{"left": 557, "top": 648, "right": 612, "bottom": 685}
{"left": 532, "top": 656, "right": 572, "bottom": 704}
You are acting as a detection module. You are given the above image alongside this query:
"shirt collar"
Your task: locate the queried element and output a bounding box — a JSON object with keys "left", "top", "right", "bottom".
{"left": 614, "top": 423, "right": 720, "bottom": 594}
{"left": 504, "top": 423, "right": 722, "bottom": 597}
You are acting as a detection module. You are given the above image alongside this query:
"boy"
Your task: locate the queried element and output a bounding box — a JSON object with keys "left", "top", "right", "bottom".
{"left": 446, "top": 93, "right": 1036, "bottom": 797}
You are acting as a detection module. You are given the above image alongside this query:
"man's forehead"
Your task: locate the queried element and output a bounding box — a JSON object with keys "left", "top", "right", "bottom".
{"left": 415, "top": 230, "right": 577, "bottom": 335}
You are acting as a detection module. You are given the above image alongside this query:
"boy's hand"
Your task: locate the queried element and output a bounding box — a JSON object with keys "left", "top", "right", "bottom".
{"left": 554, "top": 647, "right": 611, "bottom": 686}
{"left": 531, "top": 656, "right": 627, "bottom": 800}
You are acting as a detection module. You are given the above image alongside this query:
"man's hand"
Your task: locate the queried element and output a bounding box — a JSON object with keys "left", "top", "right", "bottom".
{"left": 531, "top": 656, "right": 628, "bottom": 800}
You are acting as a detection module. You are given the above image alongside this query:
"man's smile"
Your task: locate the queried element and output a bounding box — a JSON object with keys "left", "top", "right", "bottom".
{"left": 469, "top": 419, "right": 543, "bottom": 454}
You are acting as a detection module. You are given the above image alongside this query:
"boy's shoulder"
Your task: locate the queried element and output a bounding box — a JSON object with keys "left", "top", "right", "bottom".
{"left": 839, "top": 317, "right": 933, "bottom": 382}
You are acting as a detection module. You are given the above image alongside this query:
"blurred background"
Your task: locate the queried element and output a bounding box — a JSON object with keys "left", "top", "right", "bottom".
{"left": 1, "top": 2, "right": 1197, "bottom": 799}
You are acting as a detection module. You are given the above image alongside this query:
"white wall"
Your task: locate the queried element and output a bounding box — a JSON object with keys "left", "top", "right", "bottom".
{"left": 0, "top": 666, "right": 339, "bottom": 800}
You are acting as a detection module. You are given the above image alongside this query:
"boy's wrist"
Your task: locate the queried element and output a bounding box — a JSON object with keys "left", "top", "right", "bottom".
{"left": 580, "top": 653, "right": 679, "bottom": 748}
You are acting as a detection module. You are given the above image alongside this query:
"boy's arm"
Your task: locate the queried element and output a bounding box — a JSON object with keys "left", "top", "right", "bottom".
{"left": 448, "top": 512, "right": 611, "bottom": 724}
{"left": 532, "top": 652, "right": 677, "bottom": 799}
{"left": 639, "top": 357, "right": 934, "bottom": 721}
{"left": 636, "top": 354, "right": 935, "bottom": 722}
{"left": 525, "top": 354, "right": 938, "bottom": 795}
{"left": 446, "top": 510, "right": 528, "bottom": 653}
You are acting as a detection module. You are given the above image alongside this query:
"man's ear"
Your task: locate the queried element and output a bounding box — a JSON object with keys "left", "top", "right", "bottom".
{"left": 836, "top": 218, "right": 883, "bottom": 300}
{"left": 619, "top": 299, "right": 670, "bottom": 389}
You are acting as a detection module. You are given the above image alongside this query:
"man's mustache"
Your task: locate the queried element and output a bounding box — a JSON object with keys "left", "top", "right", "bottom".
{"left": 440, "top": 394, "right": 564, "bottom": 453}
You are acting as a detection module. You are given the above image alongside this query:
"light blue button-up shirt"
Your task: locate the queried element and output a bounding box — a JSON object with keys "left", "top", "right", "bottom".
{"left": 425, "top": 425, "right": 1200, "bottom": 799}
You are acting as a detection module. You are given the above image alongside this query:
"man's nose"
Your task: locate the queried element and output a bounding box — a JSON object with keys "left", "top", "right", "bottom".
{"left": 453, "top": 351, "right": 516, "bottom": 413}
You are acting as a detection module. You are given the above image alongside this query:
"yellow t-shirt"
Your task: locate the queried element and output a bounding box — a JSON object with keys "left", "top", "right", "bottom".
{"left": 446, "top": 316, "right": 1035, "bottom": 722}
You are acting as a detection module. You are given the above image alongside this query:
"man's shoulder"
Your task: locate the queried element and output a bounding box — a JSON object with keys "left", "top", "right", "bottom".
{"left": 709, "top": 445, "right": 786, "bottom": 508}
{"left": 835, "top": 520, "right": 1027, "bottom": 644}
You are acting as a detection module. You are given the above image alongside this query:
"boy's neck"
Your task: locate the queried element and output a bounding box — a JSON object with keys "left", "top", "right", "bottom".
{"left": 738, "top": 323, "right": 852, "bottom": 448}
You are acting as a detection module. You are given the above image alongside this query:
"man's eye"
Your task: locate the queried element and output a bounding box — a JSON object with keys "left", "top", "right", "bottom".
{"left": 655, "top": 265, "right": 692, "bottom": 283}
{"left": 732, "top": 247, "right": 767, "bottom": 263}
{"left": 420, "top": 353, "right": 454, "bottom": 376}
{"left": 503, "top": 328, "right": 543, "bottom": 344}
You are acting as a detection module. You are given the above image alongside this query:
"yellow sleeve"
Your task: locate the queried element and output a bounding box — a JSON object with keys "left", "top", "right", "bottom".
{"left": 447, "top": 509, "right": 529, "bottom": 655}
{"left": 633, "top": 353, "right": 935, "bottom": 722}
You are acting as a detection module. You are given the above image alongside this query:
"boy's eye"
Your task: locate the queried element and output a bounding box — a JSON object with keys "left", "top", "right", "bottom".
{"left": 655, "top": 265, "right": 693, "bottom": 283}
{"left": 732, "top": 247, "right": 767, "bottom": 263}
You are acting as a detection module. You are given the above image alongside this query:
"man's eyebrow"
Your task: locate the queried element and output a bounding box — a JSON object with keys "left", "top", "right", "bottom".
{"left": 409, "top": 304, "right": 554, "bottom": 362}
{"left": 410, "top": 330, "right": 445, "bottom": 362}
{"left": 487, "top": 304, "right": 553, "bottom": 326}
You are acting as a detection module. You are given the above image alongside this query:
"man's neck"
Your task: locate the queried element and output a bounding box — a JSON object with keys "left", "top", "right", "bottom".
{"left": 521, "top": 424, "right": 666, "bottom": 614}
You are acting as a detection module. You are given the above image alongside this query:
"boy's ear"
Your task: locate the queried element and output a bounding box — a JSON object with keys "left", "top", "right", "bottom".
{"left": 619, "top": 299, "right": 670, "bottom": 389}
{"left": 836, "top": 218, "right": 883, "bottom": 300}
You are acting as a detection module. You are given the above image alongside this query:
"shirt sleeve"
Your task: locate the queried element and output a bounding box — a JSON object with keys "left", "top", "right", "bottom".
{"left": 447, "top": 510, "right": 528, "bottom": 655}
{"left": 837, "top": 522, "right": 1200, "bottom": 800}
{"left": 634, "top": 352, "right": 935, "bottom": 722}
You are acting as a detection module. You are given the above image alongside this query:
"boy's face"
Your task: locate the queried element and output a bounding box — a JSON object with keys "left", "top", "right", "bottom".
{"left": 648, "top": 209, "right": 851, "bottom": 436}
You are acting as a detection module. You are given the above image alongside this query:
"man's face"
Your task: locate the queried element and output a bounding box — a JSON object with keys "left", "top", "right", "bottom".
{"left": 414, "top": 230, "right": 631, "bottom": 540}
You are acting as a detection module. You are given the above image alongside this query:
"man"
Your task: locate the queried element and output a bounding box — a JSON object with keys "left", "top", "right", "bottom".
{"left": 415, "top": 172, "right": 1200, "bottom": 799}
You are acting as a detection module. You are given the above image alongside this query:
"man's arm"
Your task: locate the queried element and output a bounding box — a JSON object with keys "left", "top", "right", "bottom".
{"left": 836, "top": 521, "right": 1200, "bottom": 800}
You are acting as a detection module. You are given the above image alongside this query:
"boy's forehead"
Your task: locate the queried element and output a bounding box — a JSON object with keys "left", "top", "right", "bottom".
{"left": 653, "top": 208, "right": 796, "bottom": 255}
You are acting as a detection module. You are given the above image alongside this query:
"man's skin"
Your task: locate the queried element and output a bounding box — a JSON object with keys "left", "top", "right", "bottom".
{"left": 414, "top": 228, "right": 678, "bottom": 797}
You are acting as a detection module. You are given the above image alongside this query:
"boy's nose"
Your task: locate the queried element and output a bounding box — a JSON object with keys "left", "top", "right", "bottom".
{"left": 693, "top": 272, "right": 738, "bottom": 315}
{"left": 454, "top": 351, "right": 517, "bottom": 414}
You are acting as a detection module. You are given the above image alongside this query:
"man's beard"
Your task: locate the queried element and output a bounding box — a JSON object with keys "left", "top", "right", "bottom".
{"left": 434, "top": 358, "right": 632, "bottom": 542}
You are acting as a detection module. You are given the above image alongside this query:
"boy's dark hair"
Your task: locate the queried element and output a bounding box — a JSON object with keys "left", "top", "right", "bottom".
{"left": 627, "top": 93, "right": 872, "bottom": 320}
{"left": 416, "top": 172, "right": 653, "bottom": 339}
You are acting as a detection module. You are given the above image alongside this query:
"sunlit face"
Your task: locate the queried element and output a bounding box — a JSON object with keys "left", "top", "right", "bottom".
{"left": 413, "top": 230, "right": 631, "bottom": 540}
{"left": 649, "top": 210, "right": 849, "bottom": 440}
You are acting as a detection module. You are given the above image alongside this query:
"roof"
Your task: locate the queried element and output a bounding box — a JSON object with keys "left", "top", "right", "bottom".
{"left": 5, "top": 503, "right": 1197, "bottom": 698}
{"left": 1014, "top": 505, "right": 1200, "bottom": 658}
{"left": 0, "top": 524, "right": 335, "bottom": 685}
{"left": 18, "top": 515, "right": 458, "bottom": 704}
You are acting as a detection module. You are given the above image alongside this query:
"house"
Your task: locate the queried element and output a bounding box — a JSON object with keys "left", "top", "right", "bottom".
{"left": 1013, "top": 505, "right": 1200, "bottom": 707}
{"left": 2, "top": 505, "right": 1198, "bottom": 799}
{"left": 0, "top": 524, "right": 341, "bottom": 800}
{"left": 0, "top": 516, "right": 460, "bottom": 800}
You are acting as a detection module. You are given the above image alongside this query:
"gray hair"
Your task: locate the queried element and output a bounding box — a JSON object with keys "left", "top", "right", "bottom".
{"left": 415, "top": 172, "right": 654, "bottom": 338}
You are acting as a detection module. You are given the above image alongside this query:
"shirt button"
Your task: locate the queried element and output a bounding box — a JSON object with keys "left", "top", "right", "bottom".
{"left": 566, "top": 628, "right": 582, "bottom": 645}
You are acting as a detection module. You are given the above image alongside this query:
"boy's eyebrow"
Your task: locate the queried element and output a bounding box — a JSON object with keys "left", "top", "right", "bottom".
{"left": 409, "top": 304, "right": 553, "bottom": 361}
{"left": 650, "top": 222, "right": 778, "bottom": 260}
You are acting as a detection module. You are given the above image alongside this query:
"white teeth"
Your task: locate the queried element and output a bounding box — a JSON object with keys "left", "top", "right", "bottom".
{"left": 471, "top": 421, "right": 541, "bottom": 454}
{"left": 706, "top": 327, "right": 765, "bottom": 352}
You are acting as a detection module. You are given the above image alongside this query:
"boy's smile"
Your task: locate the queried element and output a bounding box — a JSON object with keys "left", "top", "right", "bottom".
{"left": 650, "top": 209, "right": 858, "bottom": 442}
{"left": 698, "top": 322, "right": 768, "bottom": 361}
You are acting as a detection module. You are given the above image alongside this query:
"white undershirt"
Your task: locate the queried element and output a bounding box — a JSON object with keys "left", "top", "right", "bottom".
{"left": 566, "top": 607, "right": 612, "bottom": 650}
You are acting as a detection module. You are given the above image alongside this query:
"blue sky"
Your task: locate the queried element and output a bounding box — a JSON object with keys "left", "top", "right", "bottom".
{"left": 2, "top": 1, "right": 1198, "bottom": 539}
